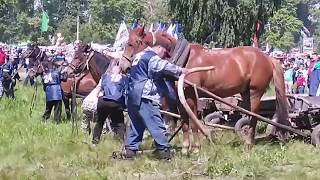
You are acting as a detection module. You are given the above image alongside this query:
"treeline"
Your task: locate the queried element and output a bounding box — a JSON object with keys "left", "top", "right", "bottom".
{"left": 0, "top": 0, "right": 319, "bottom": 52}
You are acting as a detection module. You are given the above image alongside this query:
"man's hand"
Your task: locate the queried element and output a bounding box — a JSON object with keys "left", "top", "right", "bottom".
{"left": 181, "top": 68, "right": 190, "bottom": 74}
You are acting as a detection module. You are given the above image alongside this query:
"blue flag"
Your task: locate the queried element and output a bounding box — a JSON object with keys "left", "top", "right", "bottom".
{"left": 172, "top": 23, "right": 180, "bottom": 39}
{"left": 131, "top": 19, "right": 138, "bottom": 30}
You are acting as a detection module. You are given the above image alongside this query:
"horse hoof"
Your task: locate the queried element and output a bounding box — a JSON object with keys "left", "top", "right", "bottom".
{"left": 244, "top": 143, "right": 253, "bottom": 151}
{"left": 181, "top": 147, "right": 189, "bottom": 155}
{"left": 191, "top": 147, "right": 200, "bottom": 154}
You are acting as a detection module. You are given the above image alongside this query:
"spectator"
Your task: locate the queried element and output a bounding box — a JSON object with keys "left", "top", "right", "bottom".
{"left": 309, "top": 56, "right": 320, "bottom": 96}
{"left": 0, "top": 47, "right": 6, "bottom": 66}
{"left": 41, "top": 61, "right": 63, "bottom": 123}
{"left": 295, "top": 70, "right": 306, "bottom": 94}
{"left": 284, "top": 63, "right": 294, "bottom": 94}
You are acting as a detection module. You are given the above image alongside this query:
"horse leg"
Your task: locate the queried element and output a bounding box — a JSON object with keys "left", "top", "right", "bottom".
{"left": 180, "top": 87, "right": 200, "bottom": 154}
{"left": 178, "top": 102, "right": 190, "bottom": 155}
{"left": 189, "top": 97, "right": 201, "bottom": 154}
{"left": 245, "top": 90, "right": 263, "bottom": 150}
{"left": 63, "top": 95, "right": 71, "bottom": 120}
{"left": 161, "top": 96, "right": 178, "bottom": 136}
{"left": 240, "top": 90, "right": 252, "bottom": 147}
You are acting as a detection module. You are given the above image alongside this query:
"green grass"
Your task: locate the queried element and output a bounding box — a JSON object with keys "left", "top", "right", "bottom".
{"left": 0, "top": 83, "right": 320, "bottom": 180}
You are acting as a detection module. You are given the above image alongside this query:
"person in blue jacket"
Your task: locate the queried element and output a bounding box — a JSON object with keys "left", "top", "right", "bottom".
{"left": 41, "top": 61, "right": 63, "bottom": 123}
{"left": 309, "top": 56, "right": 320, "bottom": 96}
{"left": 54, "top": 49, "right": 66, "bottom": 63}
{"left": 124, "top": 44, "right": 189, "bottom": 160}
{"left": 92, "top": 65, "right": 127, "bottom": 145}
{"left": 1, "top": 58, "right": 20, "bottom": 98}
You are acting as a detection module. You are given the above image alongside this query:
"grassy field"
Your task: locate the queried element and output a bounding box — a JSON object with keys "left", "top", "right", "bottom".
{"left": 0, "top": 83, "right": 320, "bottom": 180}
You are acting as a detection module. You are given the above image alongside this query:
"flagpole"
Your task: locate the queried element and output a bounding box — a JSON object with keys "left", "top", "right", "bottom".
{"left": 76, "top": 16, "right": 80, "bottom": 41}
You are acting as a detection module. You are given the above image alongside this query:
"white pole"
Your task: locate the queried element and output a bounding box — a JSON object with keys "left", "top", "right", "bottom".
{"left": 77, "top": 16, "right": 80, "bottom": 41}
{"left": 266, "top": 22, "right": 271, "bottom": 52}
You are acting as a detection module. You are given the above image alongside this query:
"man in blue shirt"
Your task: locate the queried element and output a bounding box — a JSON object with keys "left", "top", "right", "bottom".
{"left": 92, "top": 65, "right": 127, "bottom": 145}
{"left": 124, "top": 44, "right": 189, "bottom": 160}
{"left": 1, "top": 58, "right": 19, "bottom": 98}
{"left": 41, "top": 61, "right": 63, "bottom": 123}
{"left": 309, "top": 55, "right": 320, "bottom": 96}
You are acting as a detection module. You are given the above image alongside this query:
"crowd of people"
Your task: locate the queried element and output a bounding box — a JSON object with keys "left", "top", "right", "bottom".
{"left": 282, "top": 53, "right": 320, "bottom": 96}
{"left": 0, "top": 46, "right": 22, "bottom": 98}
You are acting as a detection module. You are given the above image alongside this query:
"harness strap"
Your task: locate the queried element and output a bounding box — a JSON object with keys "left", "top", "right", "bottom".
{"left": 151, "top": 32, "right": 157, "bottom": 46}
{"left": 86, "top": 51, "right": 95, "bottom": 71}
{"left": 35, "top": 50, "right": 44, "bottom": 60}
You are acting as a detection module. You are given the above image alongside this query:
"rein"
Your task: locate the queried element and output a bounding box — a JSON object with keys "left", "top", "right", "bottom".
{"left": 67, "top": 51, "right": 95, "bottom": 75}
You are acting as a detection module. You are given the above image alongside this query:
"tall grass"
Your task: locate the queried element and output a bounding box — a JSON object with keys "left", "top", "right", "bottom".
{"left": 0, "top": 84, "right": 319, "bottom": 179}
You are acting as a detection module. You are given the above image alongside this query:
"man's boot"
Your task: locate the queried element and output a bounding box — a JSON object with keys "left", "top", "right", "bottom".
{"left": 123, "top": 149, "right": 136, "bottom": 159}
{"left": 153, "top": 148, "right": 171, "bottom": 160}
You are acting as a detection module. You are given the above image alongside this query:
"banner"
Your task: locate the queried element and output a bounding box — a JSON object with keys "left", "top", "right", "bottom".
{"left": 303, "top": 37, "right": 313, "bottom": 55}
{"left": 41, "top": 11, "right": 49, "bottom": 32}
{"left": 34, "top": 0, "right": 42, "bottom": 10}
{"left": 166, "top": 23, "right": 179, "bottom": 39}
{"left": 113, "top": 21, "right": 129, "bottom": 51}
{"left": 302, "top": 26, "right": 310, "bottom": 37}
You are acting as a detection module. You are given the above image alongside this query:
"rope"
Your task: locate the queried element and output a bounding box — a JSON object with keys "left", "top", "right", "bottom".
{"left": 29, "top": 78, "right": 38, "bottom": 117}
{"left": 71, "top": 77, "right": 79, "bottom": 135}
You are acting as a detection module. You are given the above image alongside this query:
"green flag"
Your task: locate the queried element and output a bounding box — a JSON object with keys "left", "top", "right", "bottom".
{"left": 41, "top": 11, "right": 49, "bottom": 32}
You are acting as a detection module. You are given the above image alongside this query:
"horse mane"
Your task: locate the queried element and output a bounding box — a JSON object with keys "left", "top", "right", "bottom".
{"left": 158, "top": 32, "right": 176, "bottom": 43}
{"left": 93, "top": 51, "right": 113, "bottom": 76}
{"left": 154, "top": 32, "right": 177, "bottom": 55}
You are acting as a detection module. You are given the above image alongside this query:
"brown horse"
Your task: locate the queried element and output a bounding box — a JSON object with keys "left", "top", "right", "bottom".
{"left": 63, "top": 46, "right": 116, "bottom": 85}
{"left": 24, "top": 45, "right": 113, "bottom": 119}
{"left": 119, "top": 26, "right": 290, "bottom": 152}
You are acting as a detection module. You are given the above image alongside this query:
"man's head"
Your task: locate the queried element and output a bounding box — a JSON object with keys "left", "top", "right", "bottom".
{"left": 152, "top": 44, "right": 170, "bottom": 59}
{"left": 312, "top": 53, "right": 318, "bottom": 61}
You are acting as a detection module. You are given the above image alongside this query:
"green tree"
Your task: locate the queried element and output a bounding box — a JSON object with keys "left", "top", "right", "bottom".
{"left": 0, "top": 0, "right": 38, "bottom": 43}
{"left": 168, "top": 0, "right": 282, "bottom": 47}
{"left": 141, "top": 0, "right": 171, "bottom": 25}
{"left": 265, "top": 8, "right": 302, "bottom": 51}
{"left": 79, "top": 0, "right": 144, "bottom": 44}
{"left": 309, "top": 2, "right": 320, "bottom": 53}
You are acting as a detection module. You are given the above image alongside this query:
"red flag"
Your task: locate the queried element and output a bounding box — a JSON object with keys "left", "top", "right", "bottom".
{"left": 252, "top": 20, "right": 262, "bottom": 48}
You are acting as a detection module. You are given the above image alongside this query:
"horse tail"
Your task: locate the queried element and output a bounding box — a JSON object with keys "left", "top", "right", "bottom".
{"left": 270, "top": 57, "right": 289, "bottom": 125}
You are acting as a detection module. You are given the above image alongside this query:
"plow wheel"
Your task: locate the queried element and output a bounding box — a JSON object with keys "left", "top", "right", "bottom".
{"left": 235, "top": 117, "right": 251, "bottom": 137}
{"left": 204, "top": 112, "right": 224, "bottom": 125}
{"left": 311, "top": 124, "right": 320, "bottom": 146}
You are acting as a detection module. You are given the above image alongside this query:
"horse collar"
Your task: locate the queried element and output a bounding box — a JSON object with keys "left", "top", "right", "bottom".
{"left": 36, "top": 49, "right": 44, "bottom": 60}
{"left": 151, "top": 32, "right": 156, "bottom": 46}
{"left": 86, "top": 51, "right": 95, "bottom": 70}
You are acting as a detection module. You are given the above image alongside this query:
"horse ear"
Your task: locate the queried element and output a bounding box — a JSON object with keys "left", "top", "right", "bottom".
{"left": 138, "top": 24, "right": 145, "bottom": 37}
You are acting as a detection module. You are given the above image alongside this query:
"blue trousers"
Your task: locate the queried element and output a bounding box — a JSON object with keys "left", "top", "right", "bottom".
{"left": 125, "top": 98, "right": 170, "bottom": 151}
{"left": 309, "top": 69, "right": 320, "bottom": 96}
{"left": 297, "top": 86, "right": 305, "bottom": 94}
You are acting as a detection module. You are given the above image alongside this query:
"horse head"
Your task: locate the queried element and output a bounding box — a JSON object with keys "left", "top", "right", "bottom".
{"left": 64, "top": 45, "right": 113, "bottom": 83}
{"left": 23, "top": 44, "right": 44, "bottom": 67}
{"left": 23, "top": 44, "right": 50, "bottom": 79}
{"left": 119, "top": 26, "right": 177, "bottom": 72}
{"left": 64, "top": 48, "right": 88, "bottom": 77}
{"left": 119, "top": 26, "right": 149, "bottom": 72}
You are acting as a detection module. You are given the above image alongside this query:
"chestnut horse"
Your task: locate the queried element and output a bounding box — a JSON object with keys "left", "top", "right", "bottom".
{"left": 119, "top": 26, "right": 289, "bottom": 152}
{"left": 63, "top": 46, "right": 115, "bottom": 85}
